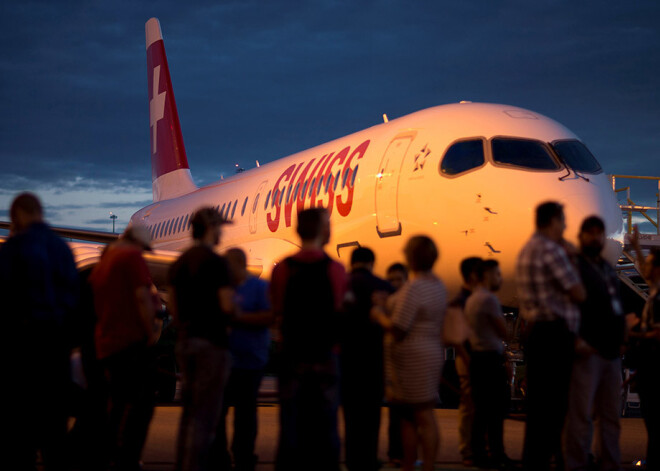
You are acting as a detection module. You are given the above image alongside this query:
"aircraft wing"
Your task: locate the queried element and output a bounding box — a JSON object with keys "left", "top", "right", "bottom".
{"left": 0, "top": 221, "right": 120, "bottom": 244}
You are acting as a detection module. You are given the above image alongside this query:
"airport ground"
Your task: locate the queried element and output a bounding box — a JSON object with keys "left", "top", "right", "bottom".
{"left": 135, "top": 405, "right": 648, "bottom": 471}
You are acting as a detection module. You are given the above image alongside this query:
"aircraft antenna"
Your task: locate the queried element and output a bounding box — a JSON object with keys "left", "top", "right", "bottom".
{"left": 383, "top": 114, "right": 389, "bottom": 123}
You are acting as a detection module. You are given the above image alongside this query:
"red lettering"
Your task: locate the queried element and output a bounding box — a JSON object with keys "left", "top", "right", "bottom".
{"left": 336, "top": 140, "right": 369, "bottom": 216}
{"left": 266, "top": 164, "right": 295, "bottom": 232}
{"left": 316, "top": 147, "right": 349, "bottom": 214}
{"left": 283, "top": 162, "right": 305, "bottom": 228}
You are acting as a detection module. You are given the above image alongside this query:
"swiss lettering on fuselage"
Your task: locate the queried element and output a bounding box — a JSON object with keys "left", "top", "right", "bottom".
{"left": 266, "top": 139, "right": 370, "bottom": 232}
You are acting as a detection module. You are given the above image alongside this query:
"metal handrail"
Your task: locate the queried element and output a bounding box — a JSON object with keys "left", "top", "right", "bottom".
{"left": 609, "top": 174, "right": 660, "bottom": 234}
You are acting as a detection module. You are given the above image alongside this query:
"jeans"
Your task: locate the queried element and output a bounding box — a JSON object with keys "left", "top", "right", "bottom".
{"left": 470, "top": 350, "right": 508, "bottom": 464}
{"left": 276, "top": 354, "right": 340, "bottom": 471}
{"left": 103, "top": 344, "right": 157, "bottom": 471}
{"left": 212, "top": 368, "right": 264, "bottom": 471}
{"left": 175, "top": 338, "right": 231, "bottom": 471}
{"left": 522, "top": 320, "right": 575, "bottom": 471}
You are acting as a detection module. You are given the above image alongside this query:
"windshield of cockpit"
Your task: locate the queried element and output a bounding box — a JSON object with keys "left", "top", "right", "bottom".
{"left": 438, "top": 137, "right": 603, "bottom": 177}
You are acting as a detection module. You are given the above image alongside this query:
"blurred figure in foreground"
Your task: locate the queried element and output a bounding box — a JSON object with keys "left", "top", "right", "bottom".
{"left": 629, "top": 227, "right": 660, "bottom": 470}
{"left": 341, "top": 247, "right": 393, "bottom": 471}
{"left": 168, "top": 207, "right": 235, "bottom": 471}
{"left": 563, "top": 216, "right": 626, "bottom": 471}
{"left": 0, "top": 192, "right": 79, "bottom": 471}
{"left": 384, "top": 262, "right": 409, "bottom": 467}
{"left": 271, "top": 208, "right": 347, "bottom": 471}
{"left": 516, "top": 201, "right": 585, "bottom": 471}
{"left": 90, "top": 224, "right": 159, "bottom": 471}
{"left": 465, "top": 259, "right": 510, "bottom": 468}
{"left": 372, "top": 235, "right": 447, "bottom": 471}
{"left": 445, "top": 257, "right": 482, "bottom": 467}
{"left": 212, "top": 248, "right": 272, "bottom": 471}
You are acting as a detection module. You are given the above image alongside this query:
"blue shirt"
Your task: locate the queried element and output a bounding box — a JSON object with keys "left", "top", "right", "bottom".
{"left": 229, "top": 276, "right": 271, "bottom": 370}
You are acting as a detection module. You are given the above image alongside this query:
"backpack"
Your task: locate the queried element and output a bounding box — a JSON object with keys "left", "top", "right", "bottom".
{"left": 281, "top": 255, "right": 338, "bottom": 363}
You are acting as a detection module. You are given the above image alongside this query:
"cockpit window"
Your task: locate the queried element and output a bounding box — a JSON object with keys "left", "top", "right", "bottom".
{"left": 551, "top": 140, "right": 602, "bottom": 174}
{"left": 440, "top": 139, "right": 485, "bottom": 176}
{"left": 492, "top": 138, "right": 559, "bottom": 170}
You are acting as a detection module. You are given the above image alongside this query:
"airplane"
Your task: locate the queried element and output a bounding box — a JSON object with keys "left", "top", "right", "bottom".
{"left": 0, "top": 17, "right": 624, "bottom": 308}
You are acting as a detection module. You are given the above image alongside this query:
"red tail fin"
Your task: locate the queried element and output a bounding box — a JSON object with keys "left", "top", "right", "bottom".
{"left": 146, "top": 18, "right": 197, "bottom": 202}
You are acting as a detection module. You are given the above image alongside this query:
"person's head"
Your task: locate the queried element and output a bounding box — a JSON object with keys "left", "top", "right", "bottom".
{"left": 459, "top": 256, "right": 483, "bottom": 288}
{"left": 350, "top": 247, "right": 375, "bottom": 271}
{"left": 9, "top": 192, "right": 43, "bottom": 234}
{"left": 386, "top": 262, "right": 408, "bottom": 291}
{"left": 226, "top": 247, "right": 248, "bottom": 284}
{"left": 579, "top": 215, "right": 606, "bottom": 259}
{"left": 643, "top": 248, "right": 660, "bottom": 286}
{"left": 404, "top": 235, "right": 438, "bottom": 273}
{"left": 120, "top": 224, "right": 152, "bottom": 251}
{"left": 297, "top": 208, "right": 330, "bottom": 247}
{"left": 535, "top": 201, "right": 566, "bottom": 242}
{"left": 478, "top": 259, "right": 502, "bottom": 292}
{"left": 191, "top": 206, "right": 229, "bottom": 245}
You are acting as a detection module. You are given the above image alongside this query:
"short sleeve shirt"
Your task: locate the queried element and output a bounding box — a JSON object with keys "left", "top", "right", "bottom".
{"left": 168, "top": 245, "right": 232, "bottom": 347}
{"left": 90, "top": 244, "right": 153, "bottom": 359}
{"left": 229, "top": 276, "right": 271, "bottom": 370}
{"left": 516, "top": 233, "right": 581, "bottom": 332}
{"left": 465, "top": 288, "right": 505, "bottom": 354}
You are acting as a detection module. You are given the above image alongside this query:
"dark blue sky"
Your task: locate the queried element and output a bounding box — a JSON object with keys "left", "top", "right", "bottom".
{"left": 1, "top": 1, "right": 659, "bottom": 231}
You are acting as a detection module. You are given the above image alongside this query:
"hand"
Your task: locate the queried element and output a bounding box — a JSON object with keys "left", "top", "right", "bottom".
{"left": 626, "top": 312, "right": 640, "bottom": 329}
{"left": 631, "top": 225, "right": 640, "bottom": 247}
{"left": 575, "top": 337, "right": 596, "bottom": 356}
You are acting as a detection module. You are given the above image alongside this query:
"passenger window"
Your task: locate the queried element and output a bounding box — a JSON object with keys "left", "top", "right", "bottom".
{"left": 333, "top": 170, "right": 340, "bottom": 192}
{"left": 279, "top": 188, "right": 286, "bottom": 206}
{"left": 252, "top": 194, "right": 260, "bottom": 213}
{"left": 342, "top": 168, "right": 350, "bottom": 188}
{"left": 492, "top": 138, "right": 559, "bottom": 170}
{"left": 183, "top": 214, "right": 189, "bottom": 231}
{"left": 440, "top": 139, "right": 485, "bottom": 176}
{"left": 302, "top": 180, "right": 309, "bottom": 198}
{"left": 309, "top": 178, "right": 316, "bottom": 197}
{"left": 551, "top": 140, "right": 602, "bottom": 174}
{"left": 241, "top": 197, "right": 248, "bottom": 216}
{"left": 272, "top": 189, "right": 279, "bottom": 208}
{"left": 187, "top": 214, "right": 193, "bottom": 229}
{"left": 294, "top": 182, "right": 301, "bottom": 201}
{"left": 325, "top": 174, "right": 332, "bottom": 194}
{"left": 350, "top": 165, "right": 359, "bottom": 187}
{"left": 265, "top": 190, "right": 271, "bottom": 210}
{"left": 231, "top": 200, "right": 238, "bottom": 219}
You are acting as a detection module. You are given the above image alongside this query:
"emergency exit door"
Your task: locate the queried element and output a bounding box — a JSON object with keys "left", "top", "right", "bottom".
{"left": 375, "top": 132, "right": 416, "bottom": 237}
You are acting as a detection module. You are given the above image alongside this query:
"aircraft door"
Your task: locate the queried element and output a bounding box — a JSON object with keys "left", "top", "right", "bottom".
{"left": 249, "top": 180, "right": 269, "bottom": 234}
{"left": 375, "top": 132, "right": 416, "bottom": 237}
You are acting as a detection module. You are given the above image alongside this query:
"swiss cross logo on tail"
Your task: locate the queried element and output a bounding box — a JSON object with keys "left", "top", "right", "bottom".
{"left": 150, "top": 65, "right": 166, "bottom": 154}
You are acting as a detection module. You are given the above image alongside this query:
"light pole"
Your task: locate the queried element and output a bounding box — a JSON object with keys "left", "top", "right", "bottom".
{"left": 109, "top": 212, "right": 118, "bottom": 233}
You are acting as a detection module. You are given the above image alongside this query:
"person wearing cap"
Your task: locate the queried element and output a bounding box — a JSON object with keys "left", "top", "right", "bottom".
{"left": 89, "top": 222, "right": 160, "bottom": 471}
{"left": 168, "top": 206, "right": 236, "bottom": 471}
{"left": 0, "top": 192, "right": 79, "bottom": 471}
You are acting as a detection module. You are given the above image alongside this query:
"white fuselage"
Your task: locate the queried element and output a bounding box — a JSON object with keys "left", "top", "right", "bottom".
{"left": 130, "top": 102, "right": 624, "bottom": 306}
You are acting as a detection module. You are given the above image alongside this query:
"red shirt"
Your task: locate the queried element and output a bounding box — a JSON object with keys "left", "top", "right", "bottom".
{"left": 90, "top": 244, "right": 153, "bottom": 359}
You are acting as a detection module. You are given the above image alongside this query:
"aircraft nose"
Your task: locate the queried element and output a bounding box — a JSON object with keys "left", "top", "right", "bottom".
{"left": 559, "top": 188, "right": 624, "bottom": 265}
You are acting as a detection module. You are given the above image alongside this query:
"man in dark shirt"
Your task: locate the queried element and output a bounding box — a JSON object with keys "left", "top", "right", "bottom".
{"left": 168, "top": 207, "right": 235, "bottom": 471}
{"left": 563, "top": 216, "right": 626, "bottom": 470}
{"left": 341, "top": 247, "right": 393, "bottom": 471}
{"left": 270, "top": 208, "right": 347, "bottom": 471}
{"left": 0, "top": 192, "right": 79, "bottom": 471}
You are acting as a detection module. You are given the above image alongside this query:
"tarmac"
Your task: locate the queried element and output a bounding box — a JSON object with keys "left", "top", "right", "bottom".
{"left": 136, "top": 405, "right": 648, "bottom": 470}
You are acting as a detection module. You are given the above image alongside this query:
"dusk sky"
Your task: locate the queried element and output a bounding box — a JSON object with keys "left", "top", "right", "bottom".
{"left": 1, "top": 1, "right": 659, "bottom": 233}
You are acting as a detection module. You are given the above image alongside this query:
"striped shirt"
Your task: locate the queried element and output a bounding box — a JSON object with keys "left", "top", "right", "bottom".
{"left": 516, "top": 233, "right": 581, "bottom": 333}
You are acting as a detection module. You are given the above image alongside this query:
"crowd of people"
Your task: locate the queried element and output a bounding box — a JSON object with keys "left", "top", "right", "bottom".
{"left": 1, "top": 192, "right": 659, "bottom": 471}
